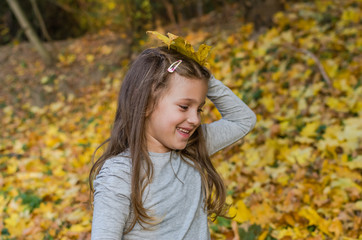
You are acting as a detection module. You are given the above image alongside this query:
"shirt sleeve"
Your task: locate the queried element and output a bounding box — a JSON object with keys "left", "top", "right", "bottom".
{"left": 201, "top": 75, "right": 257, "bottom": 156}
{"left": 91, "top": 156, "right": 132, "bottom": 240}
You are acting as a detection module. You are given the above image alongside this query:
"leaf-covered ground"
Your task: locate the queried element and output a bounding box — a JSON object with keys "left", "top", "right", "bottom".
{"left": 1, "top": 0, "right": 361, "bottom": 239}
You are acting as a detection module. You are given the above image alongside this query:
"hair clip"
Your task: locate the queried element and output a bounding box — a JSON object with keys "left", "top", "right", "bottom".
{"left": 167, "top": 60, "right": 182, "bottom": 73}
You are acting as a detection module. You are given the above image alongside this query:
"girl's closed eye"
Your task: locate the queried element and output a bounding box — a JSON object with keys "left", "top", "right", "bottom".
{"left": 179, "top": 105, "right": 203, "bottom": 113}
{"left": 179, "top": 105, "right": 188, "bottom": 110}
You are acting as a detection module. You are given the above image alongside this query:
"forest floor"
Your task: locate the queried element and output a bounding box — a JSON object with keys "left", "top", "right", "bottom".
{"left": 0, "top": 4, "right": 248, "bottom": 118}
{"left": 1, "top": 1, "right": 362, "bottom": 239}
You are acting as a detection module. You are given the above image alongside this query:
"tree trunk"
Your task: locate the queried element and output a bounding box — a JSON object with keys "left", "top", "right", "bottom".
{"left": 171, "top": 0, "right": 184, "bottom": 26}
{"left": 6, "top": 0, "right": 53, "bottom": 66}
{"left": 242, "top": 0, "right": 284, "bottom": 30}
{"left": 197, "top": 0, "right": 203, "bottom": 19}
{"left": 161, "top": 0, "right": 176, "bottom": 25}
{"left": 29, "top": 0, "right": 52, "bottom": 42}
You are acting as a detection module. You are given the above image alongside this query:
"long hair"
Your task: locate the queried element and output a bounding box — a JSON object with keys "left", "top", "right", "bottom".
{"left": 88, "top": 46, "right": 227, "bottom": 233}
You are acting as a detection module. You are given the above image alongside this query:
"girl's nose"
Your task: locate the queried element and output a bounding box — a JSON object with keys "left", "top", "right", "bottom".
{"left": 187, "top": 110, "right": 201, "bottom": 126}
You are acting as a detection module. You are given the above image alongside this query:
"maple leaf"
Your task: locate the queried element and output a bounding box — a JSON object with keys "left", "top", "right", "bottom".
{"left": 146, "top": 31, "right": 212, "bottom": 67}
{"left": 228, "top": 200, "right": 251, "bottom": 223}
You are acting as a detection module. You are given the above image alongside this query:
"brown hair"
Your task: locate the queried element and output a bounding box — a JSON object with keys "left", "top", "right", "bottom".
{"left": 88, "top": 46, "right": 227, "bottom": 233}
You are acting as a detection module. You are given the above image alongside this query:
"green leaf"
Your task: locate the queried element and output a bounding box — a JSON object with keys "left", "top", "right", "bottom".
{"left": 238, "top": 224, "right": 262, "bottom": 240}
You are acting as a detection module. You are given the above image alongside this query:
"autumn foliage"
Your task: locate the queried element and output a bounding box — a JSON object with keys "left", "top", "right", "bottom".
{"left": 1, "top": 0, "right": 361, "bottom": 239}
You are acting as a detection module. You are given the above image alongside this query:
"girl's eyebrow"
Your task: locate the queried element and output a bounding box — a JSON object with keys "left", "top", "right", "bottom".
{"left": 179, "top": 98, "right": 205, "bottom": 106}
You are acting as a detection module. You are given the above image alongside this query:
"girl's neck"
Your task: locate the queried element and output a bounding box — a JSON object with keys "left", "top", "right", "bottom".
{"left": 148, "top": 150, "right": 172, "bottom": 158}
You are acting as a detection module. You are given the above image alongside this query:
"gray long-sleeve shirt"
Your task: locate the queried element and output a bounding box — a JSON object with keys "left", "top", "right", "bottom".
{"left": 91, "top": 75, "right": 257, "bottom": 240}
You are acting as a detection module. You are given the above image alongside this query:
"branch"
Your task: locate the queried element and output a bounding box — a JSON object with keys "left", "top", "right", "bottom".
{"left": 29, "top": 0, "right": 58, "bottom": 54}
{"left": 30, "top": 0, "right": 52, "bottom": 42}
{"left": 47, "top": 0, "right": 78, "bottom": 13}
{"left": 283, "top": 43, "right": 333, "bottom": 89}
{"left": 6, "top": 0, "right": 53, "bottom": 65}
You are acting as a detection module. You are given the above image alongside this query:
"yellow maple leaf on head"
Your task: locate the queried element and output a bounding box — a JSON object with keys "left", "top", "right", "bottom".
{"left": 146, "top": 31, "right": 212, "bottom": 67}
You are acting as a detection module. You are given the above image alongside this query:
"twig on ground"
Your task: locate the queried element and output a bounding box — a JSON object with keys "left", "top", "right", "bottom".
{"left": 283, "top": 43, "right": 334, "bottom": 89}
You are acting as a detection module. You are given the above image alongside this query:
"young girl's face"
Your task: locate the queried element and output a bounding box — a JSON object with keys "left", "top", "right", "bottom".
{"left": 145, "top": 73, "right": 208, "bottom": 153}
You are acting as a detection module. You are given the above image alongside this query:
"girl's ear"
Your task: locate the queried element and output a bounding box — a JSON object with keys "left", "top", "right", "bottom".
{"left": 145, "top": 108, "right": 151, "bottom": 118}
{"left": 145, "top": 103, "right": 153, "bottom": 118}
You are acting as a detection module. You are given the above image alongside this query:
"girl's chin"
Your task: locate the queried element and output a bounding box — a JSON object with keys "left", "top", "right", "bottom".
{"left": 170, "top": 143, "right": 187, "bottom": 151}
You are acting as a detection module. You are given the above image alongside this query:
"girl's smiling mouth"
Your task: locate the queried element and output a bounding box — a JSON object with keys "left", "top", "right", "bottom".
{"left": 176, "top": 127, "right": 192, "bottom": 138}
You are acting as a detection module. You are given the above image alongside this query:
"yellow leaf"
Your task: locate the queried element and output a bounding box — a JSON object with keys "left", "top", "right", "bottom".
{"left": 241, "top": 59, "right": 258, "bottom": 77}
{"left": 147, "top": 31, "right": 178, "bottom": 49}
{"left": 245, "top": 149, "right": 260, "bottom": 167}
{"left": 53, "top": 166, "right": 66, "bottom": 177}
{"left": 49, "top": 102, "right": 64, "bottom": 112}
{"left": 334, "top": 118, "right": 362, "bottom": 152}
{"left": 281, "top": 30, "right": 294, "bottom": 43}
{"left": 298, "top": 98, "right": 307, "bottom": 112}
{"left": 240, "top": 23, "right": 254, "bottom": 37}
{"left": 279, "top": 120, "right": 290, "bottom": 133}
{"left": 295, "top": 19, "right": 317, "bottom": 31}
{"left": 86, "top": 54, "right": 94, "bottom": 63}
{"left": 260, "top": 94, "right": 275, "bottom": 113}
{"left": 217, "top": 162, "right": 230, "bottom": 178}
{"left": 342, "top": 155, "right": 362, "bottom": 170}
{"left": 347, "top": 86, "right": 362, "bottom": 113}
{"left": 196, "top": 44, "right": 212, "bottom": 64}
{"left": 276, "top": 228, "right": 294, "bottom": 238}
{"left": 253, "top": 46, "right": 267, "bottom": 58}
{"left": 276, "top": 174, "right": 290, "bottom": 186}
{"left": 273, "top": 12, "right": 289, "bottom": 28}
{"left": 341, "top": 7, "right": 360, "bottom": 24}
{"left": 0, "top": 195, "right": 8, "bottom": 212}
{"left": 229, "top": 200, "right": 251, "bottom": 223}
{"left": 107, "top": 2, "right": 116, "bottom": 10}
{"left": 43, "top": 85, "right": 53, "bottom": 93}
{"left": 242, "top": 41, "right": 255, "bottom": 51}
{"left": 300, "top": 121, "right": 320, "bottom": 137}
{"left": 100, "top": 45, "right": 112, "bottom": 55}
{"left": 323, "top": 124, "right": 342, "bottom": 140}
{"left": 290, "top": 88, "right": 301, "bottom": 98}
{"left": 285, "top": 146, "right": 314, "bottom": 166}
{"left": 225, "top": 195, "right": 233, "bottom": 205}
{"left": 322, "top": 59, "right": 338, "bottom": 78}
{"left": 328, "top": 218, "right": 343, "bottom": 238}
{"left": 258, "top": 231, "right": 269, "bottom": 240}
{"left": 227, "top": 35, "right": 235, "bottom": 45}
{"left": 146, "top": 31, "right": 212, "bottom": 66}
{"left": 34, "top": 202, "right": 56, "bottom": 220}
{"left": 271, "top": 71, "right": 281, "bottom": 81}
{"left": 355, "top": 201, "right": 362, "bottom": 211}
{"left": 58, "top": 53, "right": 76, "bottom": 65}
{"left": 326, "top": 97, "right": 348, "bottom": 112}
{"left": 4, "top": 213, "right": 27, "bottom": 237}
{"left": 275, "top": 227, "right": 307, "bottom": 239}
{"left": 7, "top": 160, "right": 18, "bottom": 174}
{"left": 3, "top": 106, "right": 13, "bottom": 116}
{"left": 331, "top": 178, "right": 362, "bottom": 192}
{"left": 250, "top": 202, "right": 275, "bottom": 225}
{"left": 298, "top": 206, "right": 331, "bottom": 236}
{"left": 66, "top": 208, "right": 87, "bottom": 223}
{"left": 69, "top": 224, "right": 86, "bottom": 233}
{"left": 295, "top": 136, "right": 315, "bottom": 144}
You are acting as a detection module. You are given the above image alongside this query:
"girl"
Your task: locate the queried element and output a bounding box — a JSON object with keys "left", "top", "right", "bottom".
{"left": 89, "top": 46, "right": 256, "bottom": 239}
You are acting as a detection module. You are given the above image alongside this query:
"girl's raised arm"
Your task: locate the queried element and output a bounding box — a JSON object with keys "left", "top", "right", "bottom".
{"left": 91, "top": 157, "right": 132, "bottom": 239}
{"left": 202, "top": 75, "right": 257, "bottom": 156}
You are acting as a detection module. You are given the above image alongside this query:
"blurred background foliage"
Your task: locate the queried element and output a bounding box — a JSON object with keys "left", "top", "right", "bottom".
{"left": 1, "top": 0, "right": 288, "bottom": 45}
{"left": 1, "top": 0, "right": 361, "bottom": 239}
